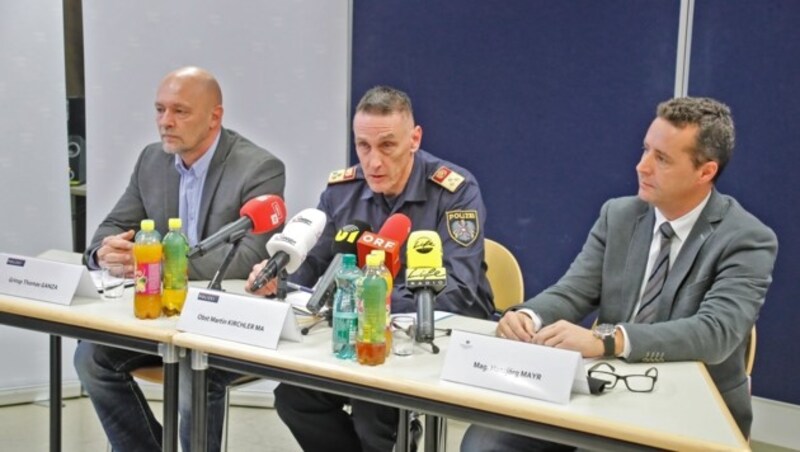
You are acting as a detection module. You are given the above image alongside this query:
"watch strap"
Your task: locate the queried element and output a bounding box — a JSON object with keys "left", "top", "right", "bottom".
{"left": 602, "top": 333, "right": 615, "bottom": 357}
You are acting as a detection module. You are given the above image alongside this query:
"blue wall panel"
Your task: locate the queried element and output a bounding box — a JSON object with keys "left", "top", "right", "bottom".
{"left": 691, "top": 0, "right": 800, "bottom": 404}
{"left": 353, "top": 1, "right": 678, "bottom": 301}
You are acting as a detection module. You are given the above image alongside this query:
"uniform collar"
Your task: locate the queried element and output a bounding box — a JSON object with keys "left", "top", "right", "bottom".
{"left": 358, "top": 151, "right": 429, "bottom": 204}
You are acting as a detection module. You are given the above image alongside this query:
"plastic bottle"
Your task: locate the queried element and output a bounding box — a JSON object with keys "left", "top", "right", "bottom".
{"left": 162, "top": 218, "right": 189, "bottom": 316}
{"left": 369, "top": 250, "right": 393, "bottom": 357}
{"left": 134, "top": 219, "right": 162, "bottom": 319}
{"left": 332, "top": 254, "right": 361, "bottom": 359}
{"left": 356, "top": 253, "right": 387, "bottom": 365}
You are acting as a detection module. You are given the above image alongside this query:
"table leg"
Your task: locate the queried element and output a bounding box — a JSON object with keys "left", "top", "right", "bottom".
{"left": 161, "top": 344, "right": 180, "bottom": 452}
{"left": 397, "top": 408, "right": 410, "bottom": 452}
{"left": 49, "top": 335, "right": 61, "bottom": 452}
{"left": 191, "top": 350, "right": 208, "bottom": 452}
{"left": 425, "top": 414, "right": 441, "bottom": 452}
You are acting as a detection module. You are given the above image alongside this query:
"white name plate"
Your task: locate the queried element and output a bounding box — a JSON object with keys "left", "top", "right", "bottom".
{"left": 178, "top": 287, "right": 302, "bottom": 349}
{"left": 0, "top": 253, "right": 100, "bottom": 305}
{"left": 441, "top": 330, "right": 589, "bottom": 404}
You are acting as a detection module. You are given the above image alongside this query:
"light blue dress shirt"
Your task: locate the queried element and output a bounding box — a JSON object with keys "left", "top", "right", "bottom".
{"left": 174, "top": 132, "right": 221, "bottom": 246}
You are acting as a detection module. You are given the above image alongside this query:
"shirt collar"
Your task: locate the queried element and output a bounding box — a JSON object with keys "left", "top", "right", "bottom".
{"left": 653, "top": 191, "right": 712, "bottom": 243}
{"left": 173, "top": 131, "right": 221, "bottom": 176}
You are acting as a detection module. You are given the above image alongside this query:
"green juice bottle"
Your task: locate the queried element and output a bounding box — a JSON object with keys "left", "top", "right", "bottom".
{"left": 162, "top": 218, "right": 189, "bottom": 316}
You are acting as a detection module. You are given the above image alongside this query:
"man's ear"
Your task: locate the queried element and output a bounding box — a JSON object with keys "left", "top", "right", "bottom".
{"left": 410, "top": 125, "right": 422, "bottom": 153}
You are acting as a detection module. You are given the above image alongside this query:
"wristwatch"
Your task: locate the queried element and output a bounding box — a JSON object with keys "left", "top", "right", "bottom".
{"left": 593, "top": 323, "right": 617, "bottom": 358}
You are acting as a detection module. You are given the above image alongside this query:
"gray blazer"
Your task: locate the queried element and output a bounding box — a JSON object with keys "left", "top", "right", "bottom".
{"left": 523, "top": 190, "right": 778, "bottom": 436}
{"left": 85, "top": 128, "right": 286, "bottom": 280}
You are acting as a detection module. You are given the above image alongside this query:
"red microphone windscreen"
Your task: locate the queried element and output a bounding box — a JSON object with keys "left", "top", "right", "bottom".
{"left": 240, "top": 195, "right": 287, "bottom": 234}
{"left": 378, "top": 213, "right": 412, "bottom": 245}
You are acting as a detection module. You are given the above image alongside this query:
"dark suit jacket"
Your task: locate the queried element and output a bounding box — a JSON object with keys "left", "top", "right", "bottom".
{"left": 85, "top": 128, "right": 285, "bottom": 280}
{"left": 522, "top": 190, "right": 778, "bottom": 436}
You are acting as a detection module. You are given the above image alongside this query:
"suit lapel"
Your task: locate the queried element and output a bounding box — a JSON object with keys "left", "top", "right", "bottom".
{"left": 621, "top": 206, "right": 654, "bottom": 322}
{"left": 659, "top": 190, "right": 725, "bottom": 319}
{"left": 197, "top": 129, "right": 231, "bottom": 238}
{"left": 165, "top": 158, "right": 180, "bottom": 223}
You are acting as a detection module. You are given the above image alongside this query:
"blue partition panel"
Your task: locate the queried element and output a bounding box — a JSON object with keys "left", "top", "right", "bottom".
{"left": 353, "top": 3, "right": 677, "bottom": 304}
{"left": 691, "top": 0, "right": 800, "bottom": 405}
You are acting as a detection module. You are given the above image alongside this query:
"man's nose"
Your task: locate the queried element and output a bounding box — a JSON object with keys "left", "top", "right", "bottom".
{"left": 158, "top": 111, "right": 174, "bottom": 128}
{"left": 636, "top": 151, "right": 651, "bottom": 174}
{"left": 366, "top": 153, "right": 384, "bottom": 170}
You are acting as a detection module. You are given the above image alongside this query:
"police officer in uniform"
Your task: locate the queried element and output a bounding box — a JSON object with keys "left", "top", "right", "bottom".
{"left": 248, "top": 85, "right": 493, "bottom": 451}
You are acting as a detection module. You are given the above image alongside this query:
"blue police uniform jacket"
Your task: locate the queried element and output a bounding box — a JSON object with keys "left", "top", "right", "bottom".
{"left": 291, "top": 149, "right": 494, "bottom": 319}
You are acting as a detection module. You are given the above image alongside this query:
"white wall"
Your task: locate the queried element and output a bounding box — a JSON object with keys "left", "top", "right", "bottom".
{"left": 0, "top": 0, "right": 80, "bottom": 403}
{"left": 83, "top": 0, "right": 351, "bottom": 239}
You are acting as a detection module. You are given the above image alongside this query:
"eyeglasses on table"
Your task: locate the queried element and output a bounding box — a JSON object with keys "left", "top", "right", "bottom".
{"left": 587, "top": 362, "right": 658, "bottom": 393}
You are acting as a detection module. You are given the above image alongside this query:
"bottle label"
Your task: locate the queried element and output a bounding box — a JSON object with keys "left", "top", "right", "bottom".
{"left": 135, "top": 262, "right": 161, "bottom": 295}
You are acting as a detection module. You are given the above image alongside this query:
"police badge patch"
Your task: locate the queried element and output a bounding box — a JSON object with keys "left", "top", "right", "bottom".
{"left": 446, "top": 210, "right": 479, "bottom": 246}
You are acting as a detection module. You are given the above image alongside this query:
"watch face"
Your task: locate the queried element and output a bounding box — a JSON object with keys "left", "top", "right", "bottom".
{"left": 594, "top": 324, "right": 615, "bottom": 337}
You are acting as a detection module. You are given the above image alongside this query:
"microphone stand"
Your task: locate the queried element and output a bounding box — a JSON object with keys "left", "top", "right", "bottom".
{"left": 276, "top": 269, "right": 288, "bottom": 301}
{"left": 301, "top": 306, "right": 332, "bottom": 336}
{"left": 206, "top": 239, "right": 242, "bottom": 291}
{"left": 416, "top": 334, "right": 440, "bottom": 355}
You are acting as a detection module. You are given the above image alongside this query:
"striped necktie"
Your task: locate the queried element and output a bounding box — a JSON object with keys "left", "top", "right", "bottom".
{"left": 635, "top": 222, "right": 676, "bottom": 324}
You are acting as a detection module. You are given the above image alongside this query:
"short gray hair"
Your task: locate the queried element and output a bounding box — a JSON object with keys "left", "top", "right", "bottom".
{"left": 355, "top": 86, "right": 414, "bottom": 120}
{"left": 657, "top": 97, "right": 735, "bottom": 181}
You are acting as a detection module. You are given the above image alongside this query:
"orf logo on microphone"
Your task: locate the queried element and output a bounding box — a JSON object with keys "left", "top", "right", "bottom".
{"left": 359, "top": 232, "right": 397, "bottom": 251}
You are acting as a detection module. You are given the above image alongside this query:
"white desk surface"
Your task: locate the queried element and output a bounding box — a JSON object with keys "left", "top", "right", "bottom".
{"left": 0, "top": 250, "right": 178, "bottom": 342}
{"left": 173, "top": 315, "right": 748, "bottom": 451}
{"left": 1, "top": 251, "right": 746, "bottom": 450}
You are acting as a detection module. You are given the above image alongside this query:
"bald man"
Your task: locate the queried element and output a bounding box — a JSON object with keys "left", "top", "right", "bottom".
{"left": 75, "top": 66, "right": 285, "bottom": 452}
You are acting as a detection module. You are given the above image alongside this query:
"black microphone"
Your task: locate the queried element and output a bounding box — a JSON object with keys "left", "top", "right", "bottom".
{"left": 188, "top": 195, "right": 286, "bottom": 258}
{"left": 405, "top": 231, "right": 447, "bottom": 348}
{"left": 250, "top": 208, "right": 327, "bottom": 291}
{"left": 306, "top": 220, "right": 372, "bottom": 314}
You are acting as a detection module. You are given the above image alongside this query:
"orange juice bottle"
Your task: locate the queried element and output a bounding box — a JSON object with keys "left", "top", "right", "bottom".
{"left": 134, "top": 219, "right": 162, "bottom": 319}
{"left": 369, "top": 250, "right": 393, "bottom": 357}
{"left": 356, "top": 254, "right": 387, "bottom": 365}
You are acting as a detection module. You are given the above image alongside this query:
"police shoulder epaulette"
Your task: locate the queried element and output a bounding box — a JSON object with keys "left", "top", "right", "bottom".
{"left": 429, "top": 165, "right": 466, "bottom": 193}
{"left": 327, "top": 166, "right": 358, "bottom": 185}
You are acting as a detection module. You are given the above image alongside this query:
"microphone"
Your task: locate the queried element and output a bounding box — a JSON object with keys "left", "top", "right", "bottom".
{"left": 188, "top": 195, "right": 286, "bottom": 258}
{"left": 356, "top": 213, "right": 412, "bottom": 278}
{"left": 405, "top": 230, "right": 447, "bottom": 347}
{"left": 250, "top": 208, "right": 327, "bottom": 291}
{"left": 306, "top": 220, "right": 372, "bottom": 314}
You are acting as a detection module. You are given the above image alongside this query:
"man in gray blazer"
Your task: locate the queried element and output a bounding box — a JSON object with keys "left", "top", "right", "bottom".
{"left": 461, "top": 97, "right": 777, "bottom": 451}
{"left": 75, "top": 67, "right": 285, "bottom": 452}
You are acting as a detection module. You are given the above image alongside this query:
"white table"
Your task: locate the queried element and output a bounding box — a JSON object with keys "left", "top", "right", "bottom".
{"left": 174, "top": 314, "right": 748, "bottom": 451}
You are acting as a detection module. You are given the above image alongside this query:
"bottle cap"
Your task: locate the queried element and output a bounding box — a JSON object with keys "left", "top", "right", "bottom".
{"left": 342, "top": 253, "right": 356, "bottom": 266}
{"left": 168, "top": 218, "right": 182, "bottom": 229}
{"left": 369, "top": 250, "right": 386, "bottom": 263}
{"left": 366, "top": 253, "right": 381, "bottom": 267}
{"left": 140, "top": 219, "right": 155, "bottom": 231}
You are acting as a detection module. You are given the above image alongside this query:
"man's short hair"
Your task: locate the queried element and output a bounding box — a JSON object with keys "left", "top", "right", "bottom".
{"left": 657, "top": 97, "right": 735, "bottom": 181}
{"left": 355, "top": 86, "right": 414, "bottom": 120}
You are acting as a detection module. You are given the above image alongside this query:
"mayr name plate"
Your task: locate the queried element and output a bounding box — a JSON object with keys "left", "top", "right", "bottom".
{"left": 441, "top": 330, "right": 589, "bottom": 404}
{"left": 178, "top": 287, "right": 301, "bottom": 349}
{"left": 0, "top": 253, "right": 100, "bottom": 305}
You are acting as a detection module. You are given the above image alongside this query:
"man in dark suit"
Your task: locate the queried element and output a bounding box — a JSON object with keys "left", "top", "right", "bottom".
{"left": 461, "top": 97, "right": 777, "bottom": 451}
{"left": 75, "top": 66, "right": 285, "bottom": 452}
